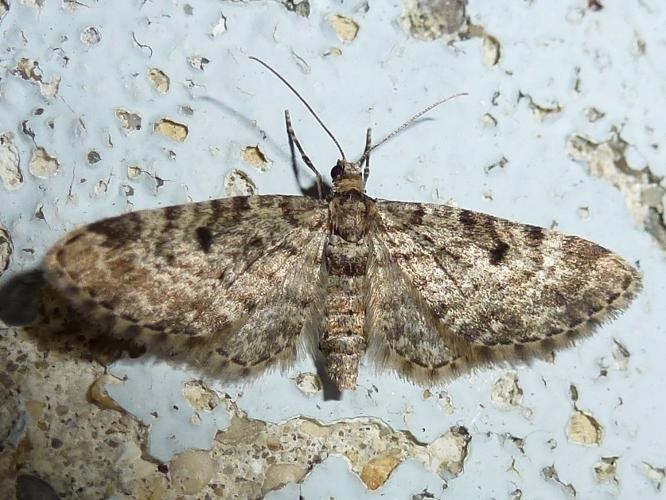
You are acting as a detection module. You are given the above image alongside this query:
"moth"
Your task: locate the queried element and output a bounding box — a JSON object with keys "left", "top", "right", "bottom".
{"left": 44, "top": 58, "right": 641, "bottom": 391}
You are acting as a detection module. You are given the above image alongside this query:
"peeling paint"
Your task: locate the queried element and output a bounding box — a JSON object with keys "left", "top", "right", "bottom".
{"left": 182, "top": 380, "right": 222, "bottom": 411}
{"left": 641, "top": 462, "right": 665, "bottom": 491}
{"left": 86, "top": 150, "right": 101, "bottom": 165}
{"left": 242, "top": 145, "right": 270, "bottom": 171}
{"left": 224, "top": 169, "right": 256, "bottom": 196}
{"left": 612, "top": 339, "right": 631, "bottom": 371}
{"left": 567, "top": 409, "right": 603, "bottom": 446}
{"left": 100, "top": 363, "right": 472, "bottom": 498}
{"left": 294, "top": 372, "right": 322, "bottom": 395}
{"left": 482, "top": 34, "right": 501, "bottom": 67}
{"left": 80, "top": 26, "right": 102, "bottom": 46}
{"left": 210, "top": 12, "right": 227, "bottom": 37}
{"left": 401, "top": 0, "right": 467, "bottom": 39}
{"left": 490, "top": 371, "right": 523, "bottom": 410}
{"left": 0, "top": 132, "right": 23, "bottom": 190}
{"left": 283, "top": 0, "right": 310, "bottom": 17}
{"left": 10, "top": 57, "right": 60, "bottom": 98}
{"left": 423, "top": 426, "right": 470, "bottom": 479}
{"left": 329, "top": 14, "right": 359, "bottom": 43}
{"left": 187, "top": 55, "right": 210, "bottom": 71}
{"left": 519, "top": 91, "right": 564, "bottom": 121}
{"left": 584, "top": 107, "right": 605, "bottom": 123}
{"left": 148, "top": 68, "right": 170, "bottom": 94}
{"left": 127, "top": 164, "right": 142, "bottom": 179}
{"left": 28, "top": 146, "right": 60, "bottom": 178}
{"left": 115, "top": 108, "right": 143, "bottom": 134}
{"left": 594, "top": 456, "right": 619, "bottom": 484}
{"left": 567, "top": 130, "right": 666, "bottom": 251}
{"left": 154, "top": 118, "right": 189, "bottom": 142}
{"left": 542, "top": 465, "right": 577, "bottom": 497}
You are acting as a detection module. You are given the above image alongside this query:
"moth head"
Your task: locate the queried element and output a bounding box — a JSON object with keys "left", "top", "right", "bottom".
{"left": 331, "top": 159, "right": 364, "bottom": 190}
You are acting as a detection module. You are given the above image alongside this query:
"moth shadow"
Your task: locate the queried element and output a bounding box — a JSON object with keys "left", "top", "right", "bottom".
{"left": 200, "top": 96, "right": 333, "bottom": 199}
{"left": 0, "top": 270, "right": 45, "bottom": 327}
{"left": 3, "top": 273, "right": 147, "bottom": 367}
{"left": 4, "top": 272, "right": 343, "bottom": 401}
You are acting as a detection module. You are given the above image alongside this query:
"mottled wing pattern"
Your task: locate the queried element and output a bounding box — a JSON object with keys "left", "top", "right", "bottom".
{"left": 366, "top": 239, "right": 462, "bottom": 384}
{"left": 44, "top": 195, "right": 328, "bottom": 379}
{"left": 370, "top": 200, "right": 641, "bottom": 379}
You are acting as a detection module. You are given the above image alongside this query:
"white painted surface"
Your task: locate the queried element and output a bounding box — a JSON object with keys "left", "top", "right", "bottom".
{"left": 1, "top": 0, "right": 664, "bottom": 497}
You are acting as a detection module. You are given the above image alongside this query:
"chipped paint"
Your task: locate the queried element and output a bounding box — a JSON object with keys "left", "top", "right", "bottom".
{"left": 242, "top": 145, "right": 270, "bottom": 171}
{"left": 329, "top": 14, "right": 359, "bottom": 43}
{"left": 10, "top": 57, "right": 60, "bottom": 98}
{"left": 519, "top": 92, "right": 564, "bottom": 121}
{"left": 115, "top": 109, "right": 142, "bottom": 134}
{"left": 567, "top": 409, "right": 603, "bottom": 446}
{"left": 187, "top": 55, "right": 210, "bottom": 71}
{"left": 294, "top": 372, "right": 322, "bottom": 395}
{"left": 153, "top": 118, "right": 189, "bottom": 143}
{"left": 594, "top": 456, "right": 619, "bottom": 484}
{"left": 80, "top": 26, "right": 101, "bottom": 45}
{"left": 224, "top": 169, "right": 256, "bottom": 196}
{"left": 127, "top": 165, "right": 142, "bottom": 179}
{"left": 148, "top": 68, "right": 170, "bottom": 94}
{"left": 401, "top": 0, "right": 467, "bottom": 40}
{"left": 86, "top": 150, "right": 101, "bottom": 165}
{"left": 210, "top": 12, "right": 227, "bottom": 37}
{"left": 641, "top": 462, "right": 665, "bottom": 491}
{"left": 542, "top": 465, "right": 577, "bottom": 497}
{"left": 0, "top": 132, "right": 23, "bottom": 190}
{"left": 28, "top": 146, "right": 60, "bottom": 178}
{"left": 612, "top": 339, "right": 630, "bottom": 371}
{"left": 490, "top": 371, "right": 523, "bottom": 410}
{"left": 283, "top": 0, "right": 310, "bottom": 17}
{"left": 482, "top": 34, "right": 501, "bottom": 67}
{"left": 422, "top": 426, "right": 470, "bottom": 479}
{"left": 568, "top": 130, "right": 666, "bottom": 251}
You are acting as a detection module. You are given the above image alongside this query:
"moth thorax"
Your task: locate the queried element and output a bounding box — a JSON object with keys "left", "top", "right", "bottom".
{"left": 330, "top": 190, "right": 372, "bottom": 242}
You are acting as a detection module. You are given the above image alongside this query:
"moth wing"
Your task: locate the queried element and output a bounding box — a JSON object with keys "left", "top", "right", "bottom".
{"left": 372, "top": 199, "right": 641, "bottom": 372}
{"left": 365, "top": 238, "right": 463, "bottom": 384}
{"left": 45, "top": 195, "right": 328, "bottom": 378}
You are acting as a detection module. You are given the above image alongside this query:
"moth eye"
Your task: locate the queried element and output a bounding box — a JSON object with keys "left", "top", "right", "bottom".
{"left": 330, "top": 164, "right": 343, "bottom": 180}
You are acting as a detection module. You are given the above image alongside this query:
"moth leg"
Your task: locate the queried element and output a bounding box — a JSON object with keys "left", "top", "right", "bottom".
{"left": 362, "top": 127, "right": 372, "bottom": 185}
{"left": 285, "top": 110, "right": 324, "bottom": 199}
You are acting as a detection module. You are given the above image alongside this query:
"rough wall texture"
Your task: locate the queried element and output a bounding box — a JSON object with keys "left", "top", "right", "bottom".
{"left": 0, "top": 0, "right": 664, "bottom": 498}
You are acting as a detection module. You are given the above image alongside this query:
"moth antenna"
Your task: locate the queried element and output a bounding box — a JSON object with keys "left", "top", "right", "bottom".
{"left": 357, "top": 93, "right": 468, "bottom": 163}
{"left": 249, "top": 56, "right": 346, "bottom": 160}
